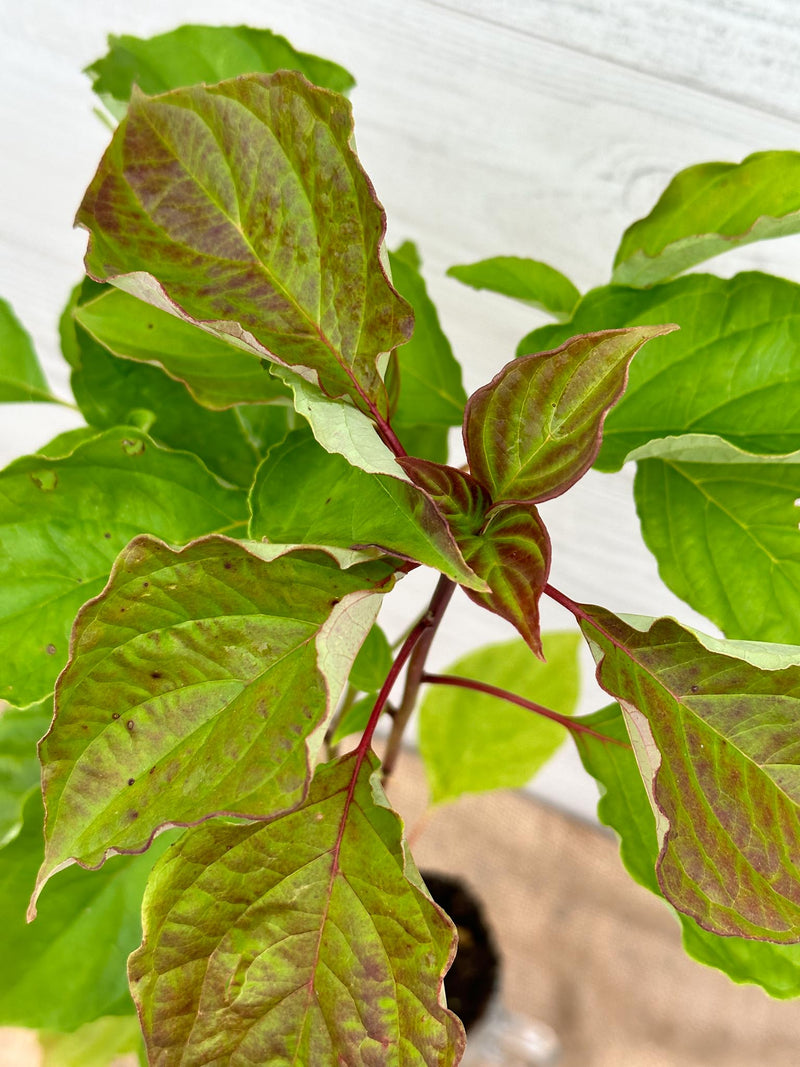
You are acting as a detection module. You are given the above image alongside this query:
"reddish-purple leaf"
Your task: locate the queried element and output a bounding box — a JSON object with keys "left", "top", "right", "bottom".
{"left": 579, "top": 605, "right": 800, "bottom": 942}
{"left": 464, "top": 326, "right": 676, "bottom": 503}
{"left": 398, "top": 457, "right": 491, "bottom": 536}
{"left": 400, "top": 458, "right": 550, "bottom": 656}
{"left": 76, "top": 73, "right": 412, "bottom": 415}
{"left": 461, "top": 503, "right": 551, "bottom": 659}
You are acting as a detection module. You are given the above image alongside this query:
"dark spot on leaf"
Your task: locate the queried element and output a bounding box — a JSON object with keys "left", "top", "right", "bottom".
{"left": 120, "top": 607, "right": 126, "bottom": 613}
{"left": 151, "top": 671, "right": 162, "bottom": 679}
{"left": 325, "top": 497, "right": 332, "bottom": 504}
{"left": 146, "top": 323, "right": 154, "bottom": 329}
{"left": 149, "top": 767, "right": 156, "bottom": 775}
{"left": 104, "top": 532, "right": 111, "bottom": 539}
{"left": 29, "top": 469, "right": 57, "bottom": 491}
{"left": 129, "top": 810, "right": 139, "bottom": 820}
{"left": 126, "top": 720, "right": 135, "bottom": 731}
{"left": 112, "top": 713, "right": 120, "bottom": 720}
{"left": 128, "top": 778, "right": 135, "bottom": 786}
{"left": 690, "top": 684, "right": 700, "bottom": 693}
{"left": 330, "top": 599, "right": 340, "bottom": 607}
{"left": 121, "top": 438, "right": 145, "bottom": 456}
{"left": 45, "top": 644, "right": 56, "bottom": 656}
{"left": 223, "top": 561, "right": 233, "bottom": 570}
{"left": 143, "top": 581, "right": 149, "bottom": 588}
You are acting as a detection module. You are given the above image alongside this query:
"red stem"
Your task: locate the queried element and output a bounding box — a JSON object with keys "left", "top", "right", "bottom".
{"left": 356, "top": 625, "right": 426, "bottom": 759}
{"left": 381, "top": 575, "right": 456, "bottom": 779}
{"left": 544, "top": 582, "right": 586, "bottom": 620}
{"left": 420, "top": 671, "right": 630, "bottom": 748}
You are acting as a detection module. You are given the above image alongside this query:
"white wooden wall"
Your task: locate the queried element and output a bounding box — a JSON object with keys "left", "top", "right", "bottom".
{"left": 1, "top": 1, "right": 798, "bottom": 819}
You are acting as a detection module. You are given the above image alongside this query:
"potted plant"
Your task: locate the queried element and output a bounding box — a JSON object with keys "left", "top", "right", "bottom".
{"left": 2, "top": 22, "right": 800, "bottom": 1065}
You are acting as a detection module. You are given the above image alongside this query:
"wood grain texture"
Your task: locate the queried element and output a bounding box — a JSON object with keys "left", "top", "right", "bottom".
{"left": 1, "top": 0, "right": 798, "bottom": 818}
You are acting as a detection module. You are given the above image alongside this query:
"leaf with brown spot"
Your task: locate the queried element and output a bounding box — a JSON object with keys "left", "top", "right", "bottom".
{"left": 76, "top": 72, "right": 412, "bottom": 415}
{"left": 31, "top": 537, "right": 391, "bottom": 911}
{"left": 129, "top": 752, "right": 464, "bottom": 1065}
{"left": 579, "top": 606, "right": 800, "bottom": 942}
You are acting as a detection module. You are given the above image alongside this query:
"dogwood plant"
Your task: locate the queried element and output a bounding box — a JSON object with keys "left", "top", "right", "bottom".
{"left": 2, "top": 23, "right": 800, "bottom": 1066}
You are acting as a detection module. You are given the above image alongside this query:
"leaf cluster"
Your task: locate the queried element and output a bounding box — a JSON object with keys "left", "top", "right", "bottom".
{"left": 2, "top": 22, "right": 800, "bottom": 1065}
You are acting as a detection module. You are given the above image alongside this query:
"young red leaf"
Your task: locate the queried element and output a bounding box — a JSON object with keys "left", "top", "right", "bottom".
{"left": 578, "top": 606, "right": 800, "bottom": 942}
{"left": 400, "top": 458, "right": 550, "bottom": 656}
{"left": 76, "top": 72, "right": 412, "bottom": 415}
{"left": 461, "top": 502, "right": 551, "bottom": 659}
{"left": 129, "top": 753, "right": 464, "bottom": 1065}
{"left": 31, "top": 537, "right": 390, "bottom": 913}
{"left": 398, "top": 456, "right": 491, "bottom": 537}
{"left": 464, "top": 326, "right": 676, "bottom": 503}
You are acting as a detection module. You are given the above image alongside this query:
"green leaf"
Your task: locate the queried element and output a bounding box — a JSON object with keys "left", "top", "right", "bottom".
{"left": 129, "top": 752, "right": 464, "bottom": 1065}
{"left": 248, "top": 429, "right": 485, "bottom": 589}
{"left": 349, "top": 625, "right": 392, "bottom": 693}
{"left": 77, "top": 73, "right": 412, "bottom": 415}
{"left": 447, "top": 255, "right": 580, "bottom": 318}
{"left": 62, "top": 285, "right": 291, "bottom": 487}
{"left": 613, "top": 151, "right": 800, "bottom": 287}
{"left": 466, "top": 326, "right": 675, "bottom": 502}
{"left": 0, "top": 427, "right": 247, "bottom": 708}
{"left": 579, "top": 607, "right": 800, "bottom": 942}
{"left": 33, "top": 537, "right": 390, "bottom": 906}
{"left": 0, "top": 298, "right": 60, "bottom": 404}
{"left": 576, "top": 703, "right": 800, "bottom": 998}
{"left": 73, "top": 285, "right": 291, "bottom": 410}
{"left": 419, "top": 634, "right": 580, "bottom": 805}
{"left": 618, "top": 611, "right": 800, "bottom": 671}
{"left": 39, "top": 1015, "right": 143, "bottom": 1067}
{"left": 86, "top": 24, "right": 355, "bottom": 120}
{"left": 0, "top": 792, "right": 172, "bottom": 1030}
{"left": 330, "top": 694, "right": 376, "bottom": 745}
{"left": 631, "top": 435, "right": 800, "bottom": 643}
{"left": 388, "top": 242, "right": 467, "bottom": 442}
{"left": 520, "top": 273, "right": 800, "bottom": 471}
{"left": 0, "top": 697, "right": 52, "bottom": 848}
{"left": 396, "top": 423, "right": 450, "bottom": 464}
{"left": 273, "top": 367, "right": 406, "bottom": 475}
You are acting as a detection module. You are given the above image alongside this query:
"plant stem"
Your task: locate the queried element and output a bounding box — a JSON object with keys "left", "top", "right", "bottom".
{"left": 420, "top": 671, "right": 630, "bottom": 748}
{"left": 371, "top": 407, "right": 409, "bottom": 459}
{"left": 544, "top": 582, "right": 585, "bottom": 619}
{"left": 356, "top": 579, "right": 454, "bottom": 763}
{"left": 381, "top": 575, "right": 456, "bottom": 779}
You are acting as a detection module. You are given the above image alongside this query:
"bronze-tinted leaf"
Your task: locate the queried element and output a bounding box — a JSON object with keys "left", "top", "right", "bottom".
{"left": 76, "top": 73, "right": 412, "bottom": 414}
{"left": 461, "top": 503, "right": 551, "bottom": 658}
{"left": 465, "top": 326, "right": 676, "bottom": 503}
{"left": 580, "top": 606, "right": 800, "bottom": 942}
{"left": 399, "top": 458, "right": 550, "bottom": 655}
{"left": 32, "top": 537, "right": 390, "bottom": 910}
{"left": 129, "top": 753, "right": 464, "bottom": 1065}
